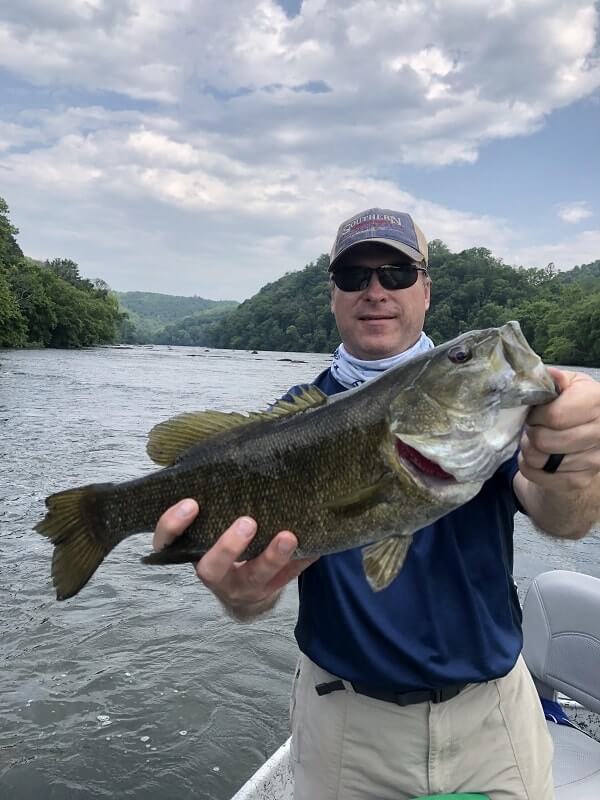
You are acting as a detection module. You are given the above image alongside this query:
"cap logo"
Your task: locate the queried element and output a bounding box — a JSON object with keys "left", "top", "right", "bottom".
{"left": 342, "top": 213, "right": 403, "bottom": 234}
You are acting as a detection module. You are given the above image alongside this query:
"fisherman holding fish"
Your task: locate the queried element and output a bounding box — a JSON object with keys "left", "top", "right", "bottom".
{"left": 37, "top": 209, "right": 600, "bottom": 800}
{"left": 151, "top": 210, "right": 600, "bottom": 800}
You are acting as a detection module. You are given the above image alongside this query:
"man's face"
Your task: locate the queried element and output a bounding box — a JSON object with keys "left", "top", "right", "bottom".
{"left": 330, "top": 244, "right": 431, "bottom": 360}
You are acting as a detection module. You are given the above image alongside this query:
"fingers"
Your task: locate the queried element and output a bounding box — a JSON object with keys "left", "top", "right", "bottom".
{"left": 262, "top": 556, "right": 319, "bottom": 595}
{"left": 519, "top": 425, "right": 600, "bottom": 487}
{"left": 153, "top": 498, "right": 199, "bottom": 552}
{"left": 197, "top": 525, "right": 306, "bottom": 608}
{"left": 520, "top": 369, "right": 600, "bottom": 493}
{"left": 527, "top": 369, "right": 598, "bottom": 428}
{"left": 197, "top": 516, "right": 258, "bottom": 587}
{"left": 518, "top": 450, "right": 598, "bottom": 492}
{"left": 154, "top": 505, "right": 316, "bottom": 615}
{"left": 235, "top": 531, "right": 299, "bottom": 591}
{"left": 522, "top": 423, "right": 599, "bottom": 462}
{"left": 198, "top": 526, "right": 298, "bottom": 592}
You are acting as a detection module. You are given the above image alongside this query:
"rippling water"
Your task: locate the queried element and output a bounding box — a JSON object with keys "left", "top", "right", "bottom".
{"left": 1, "top": 347, "right": 599, "bottom": 799}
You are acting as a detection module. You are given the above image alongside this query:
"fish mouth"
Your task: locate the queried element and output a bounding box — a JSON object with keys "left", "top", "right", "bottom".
{"left": 395, "top": 438, "right": 456, "bottom": 482}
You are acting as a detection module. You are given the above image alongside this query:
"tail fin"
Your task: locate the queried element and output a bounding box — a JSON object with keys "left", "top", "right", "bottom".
{"left": 35, "top": 485, "right": 113, "bottom": 601}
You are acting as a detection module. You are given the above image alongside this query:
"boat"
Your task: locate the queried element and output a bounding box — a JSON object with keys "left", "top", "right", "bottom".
{"left": 231, "top": 570, "right": 600, "bottom": 799}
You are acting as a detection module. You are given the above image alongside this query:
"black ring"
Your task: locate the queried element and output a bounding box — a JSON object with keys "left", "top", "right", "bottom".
{"left": 543, "top": 453, "right": 565, "bottom": 474}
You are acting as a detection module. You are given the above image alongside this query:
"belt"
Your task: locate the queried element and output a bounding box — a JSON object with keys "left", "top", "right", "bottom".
{"left": 315, "top": 679, "right": 466, "bottom": 706}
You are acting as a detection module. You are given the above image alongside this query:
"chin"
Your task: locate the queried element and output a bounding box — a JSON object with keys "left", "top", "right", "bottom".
{"left": 354, "top": 342, "right": 398, "bottom": 360}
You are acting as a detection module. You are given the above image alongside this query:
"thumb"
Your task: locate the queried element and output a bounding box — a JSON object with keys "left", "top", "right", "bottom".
{"left": 546, "top": 366, "right": 573, "bottom": 394}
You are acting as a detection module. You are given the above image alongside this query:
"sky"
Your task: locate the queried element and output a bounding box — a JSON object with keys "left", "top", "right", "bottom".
{"left": 0, "top": 0, "right": 599, "bottom": 302}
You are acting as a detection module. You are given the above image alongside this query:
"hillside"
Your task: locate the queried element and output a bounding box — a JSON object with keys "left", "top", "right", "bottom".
{"left": 208, "top": 255, "right": 339, "bottom": 353}
{"left": 153, "top": 305, "right": 239, "bottom": 346}
{"left": 0, "top": 197, "right": 123, "bottom": 348}
{"left": 204, "top": 246, "right": 600, "bottom": 367}
{"left": 116, "top": 291, "right": 238, "bottom": 342}
{"left": 558, "top": 260, "right": 600, "bottom": 290}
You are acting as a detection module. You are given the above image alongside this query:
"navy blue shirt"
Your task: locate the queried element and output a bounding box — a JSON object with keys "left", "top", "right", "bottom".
{"left": 290, "top": 368, "right": 524, "bottom": 692}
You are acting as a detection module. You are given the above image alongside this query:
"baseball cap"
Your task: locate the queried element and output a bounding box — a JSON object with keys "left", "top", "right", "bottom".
{"left": 329, "top": 208, "right": 428, "bottom": 270}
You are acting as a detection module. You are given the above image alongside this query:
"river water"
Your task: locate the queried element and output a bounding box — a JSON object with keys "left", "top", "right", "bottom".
{"left": 1, "top": 346, "right": 599, "bottom": 800}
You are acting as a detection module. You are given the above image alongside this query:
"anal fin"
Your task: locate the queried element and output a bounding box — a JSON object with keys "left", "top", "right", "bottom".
{"left": 362, "top": 535, "right": 412, "bottom": 591}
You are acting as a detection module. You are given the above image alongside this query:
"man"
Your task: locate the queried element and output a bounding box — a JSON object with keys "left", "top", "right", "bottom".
{"left": 154, "top": 209, "right": 600, "bottom": 799}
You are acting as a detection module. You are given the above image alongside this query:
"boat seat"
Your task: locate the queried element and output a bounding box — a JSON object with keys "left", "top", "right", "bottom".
{"left": 549, "top": 723, "right": 600, "bottom": 798}
{"left": 522, "top": 570, "right": 600, "bottom": 799}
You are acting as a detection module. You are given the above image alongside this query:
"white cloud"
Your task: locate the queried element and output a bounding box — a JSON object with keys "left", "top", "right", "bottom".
{"left": 557, "top": 201, "right": 594, "bottom": 224}
{"left": 0, "top": 0, "right": 599, "bottom": 299}
{"left": 1, "top": 0, "right": 599, "bottom": 159}
{"left": 511, "top": 228, "right": 600, "bottom": 269}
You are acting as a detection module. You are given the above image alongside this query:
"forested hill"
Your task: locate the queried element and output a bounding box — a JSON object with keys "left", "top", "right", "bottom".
{"left": 206, "top": 243, "right": 600, "bottom": 367}
{"left": 116, "top": 291, "right": 235, "bottom": 323}
{"left": 116, "top": 291, "right": 237, "bottom": 342}
{"left": 0, "top": 197, "right": 123, "bottom": 348}
{"left": 208, "top": 255, "right": 338, "bottom": 353}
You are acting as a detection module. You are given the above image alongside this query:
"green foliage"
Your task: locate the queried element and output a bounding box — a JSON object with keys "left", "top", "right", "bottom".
{"left": 208, "top": 255, "right": 339, "bottom": 353}
{"left": 557, "top": 260, "right": 600, "bottom": 293}
{"left": 115, "top": 291, "right": 238, "bottom": 343}
{"left": 0, "top": 198, "right": 23, "bottom": 270}
{"left": 425, "top": 247, "right": 535, "bottom": 341}
{"left": 6, "top": 260, "right": 57, "bottom": 345}
{"left": 154, "top": 305, "right": 238, "bottom": 346}
{"left": 117, "top": 291, "right": 234, "bottom": 324}
{"left": 36, "top": 269, "right": 122, "bottom": 347}
{"left": 45, "top": 258, "right": 93, "bottom": 291}
{"left": 0, "top": 196, "right": 124, "bottom": 348}
{"left": 206, "top": 249, "right": 600, "bottom": 367}
{"left": 0, "top": 269, "right": 27, "bottom": 346}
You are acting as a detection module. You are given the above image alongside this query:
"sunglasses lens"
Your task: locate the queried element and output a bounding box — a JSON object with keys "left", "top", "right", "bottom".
{"left": 378, "top": 267, "right": 419, "bottom": 290}
{"left": 332, "top": 266, "right": 420, "bottom": 291}
{"left": 332, "top": 267, "right": 370, "bottom": 291}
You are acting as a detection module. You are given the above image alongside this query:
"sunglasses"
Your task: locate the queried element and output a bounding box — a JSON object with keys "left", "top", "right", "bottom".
{"left": 331, "top": 264, "right": 428, "bottom": 292}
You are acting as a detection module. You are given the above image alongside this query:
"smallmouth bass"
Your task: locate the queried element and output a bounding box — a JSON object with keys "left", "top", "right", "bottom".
{"left": 35, "top": 321, "right": 556, "bottom": 601}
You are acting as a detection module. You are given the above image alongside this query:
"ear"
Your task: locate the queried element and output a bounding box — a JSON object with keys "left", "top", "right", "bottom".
{"left": 423, "top": 278, "right": 431, "bottom": 311}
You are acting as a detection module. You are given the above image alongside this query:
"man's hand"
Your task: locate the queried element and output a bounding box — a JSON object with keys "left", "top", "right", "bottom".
{"left": 515, "top": 367, "right": 600, "bottom": 537}
{"left": 153, "top": 499, "right": 318, "bottom": 621}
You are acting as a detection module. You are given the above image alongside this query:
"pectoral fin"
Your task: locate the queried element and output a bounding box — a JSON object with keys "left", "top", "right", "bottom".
{"left": 323, "top": 474, "right": 394, "bottom": 515}
{"left": 362, "top": 535, "right": 413, "bottom": 591}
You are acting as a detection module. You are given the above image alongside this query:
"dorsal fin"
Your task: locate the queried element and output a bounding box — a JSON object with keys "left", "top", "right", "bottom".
{"left": 146, "top": 385, "right": 328, "bottom": 466}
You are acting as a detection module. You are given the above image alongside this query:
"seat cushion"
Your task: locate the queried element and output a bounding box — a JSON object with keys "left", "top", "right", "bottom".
{"left": 550, "top": 722, "right": 600, "bottom": 799}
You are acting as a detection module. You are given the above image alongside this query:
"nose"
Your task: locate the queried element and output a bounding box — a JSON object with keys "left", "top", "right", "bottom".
{"left": 363, "top": 270, "right": 387, "bottom": 300}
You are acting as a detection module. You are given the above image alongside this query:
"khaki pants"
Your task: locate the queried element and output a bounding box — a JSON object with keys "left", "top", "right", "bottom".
{"left": 290, "top": 654, "right": 554, "bottom": 800}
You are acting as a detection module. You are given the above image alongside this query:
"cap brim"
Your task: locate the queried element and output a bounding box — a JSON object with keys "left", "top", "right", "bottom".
{"left": 329, "top": 238, "right": 425, "bottom": 270}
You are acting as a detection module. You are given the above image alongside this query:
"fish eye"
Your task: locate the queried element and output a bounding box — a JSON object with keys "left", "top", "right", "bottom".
{"left": 448, "top": 345, "right": 472, "bottom": 364}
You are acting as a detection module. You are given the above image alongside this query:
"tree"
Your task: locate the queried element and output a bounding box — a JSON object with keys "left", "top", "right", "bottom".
{"left": 0, "top": 197, "right": 23, "bottom": 269}
{"left": 0, "top": 269, "right": 27, "bottom": 346}
{"left": 6, "top": 260, "right": 58, "bottom": 345}
{"left": 45, "top": 258, "right": 94, "bottom": 291}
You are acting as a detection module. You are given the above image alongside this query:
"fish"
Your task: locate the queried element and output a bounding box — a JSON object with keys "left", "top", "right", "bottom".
{"left": 35, "top": 321, "right": 556, "bottom": 601}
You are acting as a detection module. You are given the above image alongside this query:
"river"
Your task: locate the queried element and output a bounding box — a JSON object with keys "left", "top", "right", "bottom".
{"left": 1, "top": 346, "right": 599, "bottom": 800}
